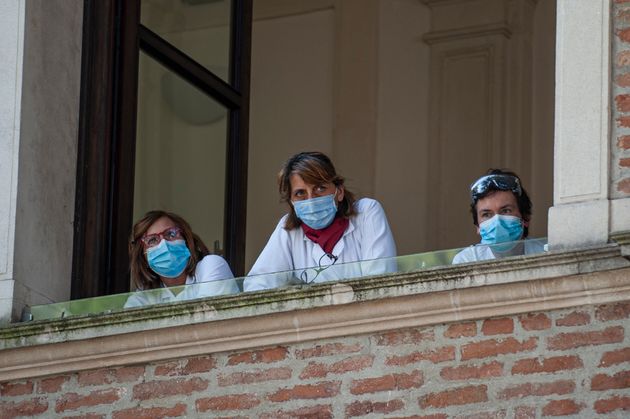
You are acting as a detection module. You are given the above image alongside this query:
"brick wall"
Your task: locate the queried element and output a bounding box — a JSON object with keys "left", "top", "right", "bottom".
{"left": 614, "top": 0, "right": 630, "bottom": 196}
{"left": 2, "top": 301, "right": 630, "bottom": 418}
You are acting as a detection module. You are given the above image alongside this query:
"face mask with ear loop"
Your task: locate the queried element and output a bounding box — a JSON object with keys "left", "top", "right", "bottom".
{"left": 479, "top": 214, "right": 524, "bottom": 252}
{"left": 292, "top": 191, "right": 338, "bottom": 230}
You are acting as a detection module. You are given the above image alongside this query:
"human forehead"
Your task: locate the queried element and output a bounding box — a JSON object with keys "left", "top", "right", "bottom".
{"left": 289, "top": 173, "right": 330, "bottom": 190}
{"left": 475, "top": 190, "right": 519, "bottom": 212}
{"left": 146, "top": 216, "right": 177, "bottom": 235}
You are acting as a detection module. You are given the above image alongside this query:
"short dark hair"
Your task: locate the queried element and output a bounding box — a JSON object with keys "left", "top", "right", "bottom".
{"left": 469, "top": 169, "right": 532, "bottom": 237}
{"left": 278, "top": 151, "right": 357, "bottom": 230}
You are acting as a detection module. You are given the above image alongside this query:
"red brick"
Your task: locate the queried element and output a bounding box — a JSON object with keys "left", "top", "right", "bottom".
{"left": 260, "top": 404, "right": 333, "bottom": 419}
{"left": 618, "top": 178, "right": 630, "bottom": 193}
{"left": 444, "top": 322, "right": 477, "bottom": 338}
{"left": 616, "top": 94, "right": 630, "bottom": 112}
{"left": 619, "top": 28, "right": 630, "bottom": 43}
{"left": 542, "top": 399, "right": 583, "bottom": 416}
{"left": 619, "top": 135, "right": 630, "bottom": 150}
{"left": 0, "top": 398, "right": 48, "bottom": 417}
{"left": 154, "top": 356, "right": 215, "bottom": 376}
{"left": 591, "top": 370, "right": 630, "bottom": 390}
{"left": 295, "top": 342, "right": 362, "bottom": 359}
{"left": 350, "top": 370, "right": 423, "bottom": 395}
{"left": 55, "top": 389, "right": 121, "bottom": 413}
{"left": 299, "top": 354, "right": 374, "bottom": 379}
{"left": 547, "top": 326, "right": 624, "bottom": 350}
{"left": 556, "top": 311, "right": 590, "bottom": 327}
{"left": 514, "top": 406, "right": 536, "bottom": 419}
{"left": 420, "top": 385, "right": 488, "bottom": 408}
{"left": 38, "top": 376, "right": 70, "bottom": 394}
{"left": 440, "top": 361, "right": 503, "bottom": 380}
{"left": 0, "top": 380, "right": 34, "bottom": 396}
{"left": 345, "top": 399, "right": 404, "bottom": 417}
{"left": 618, "top": 73, "right": 630, "bottom": 88}
{"left": 374, "top": 328, "right": 434, "bottom": 345}
{"left": 617, "top": 50, "right": 630, "bottom": 67}
{"left": 385, "top": 346, "right": 455, "bottom": 366}
{"left": 617, "top": 7, "right": 630, "bottom": 21}
{"left": 620, "top": 157, "right": 630, "bottom": 167}
{"left": 227, "top": 346, "right": 288, "bottom": 365}
{"left": 482, "top": 318, "right": 513, "bottom": 335}
{"left": 511, "top": 355, "right": 583, "bottom": 375}
{"left": 78, "top": 366, "right": 144, "bottom": 386}
{"left": 132, "top": 377, "right": 208, "bottom": 400}
{"left": 461, "top": 337, "right": 537, "bottom": 360}
{"left": 196, "top": 394, "right": 260, "bottom": 412}
{"left": 267, "top": 381, "right": 341, "bottom": 402}
{"left": 112, "top": 404, "right": 187, "bottom": 419}
{"left": 218, "top": 367, "right": 292, "bottom": 386}
{"left": 63, "top": 414, "right": 105, "bottom": 419}
{"left": 519, "top": 313, "right": 551, "bottom": 331}
{"left": 600, "top": 347, "right": 630, "bottom": 366}
{"left": 497, "top": 380, "right": 574, "bottom": 400}
{"left": 388, "top": 415, "right": 447, "bottom": 419}
{"left": 594, "top": 395, "right": 630, "bottom": 414}
{"left": 597, "top": 302, "right": 630, "bottom": 320}
{"left": 618, "top": 115, "right": 630, "bottom": 127}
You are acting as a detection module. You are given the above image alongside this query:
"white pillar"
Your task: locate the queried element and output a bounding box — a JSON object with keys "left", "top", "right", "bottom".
{"left": 0, "top": 0, "right": 25, "bottom": 323}
{"left": 548, "top": 0, "right": 611, "bottom": 249}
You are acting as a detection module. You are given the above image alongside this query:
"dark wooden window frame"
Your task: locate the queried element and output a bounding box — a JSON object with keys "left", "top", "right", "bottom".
{"left": 73, "top": 0, "right": 252, "bottom": 298}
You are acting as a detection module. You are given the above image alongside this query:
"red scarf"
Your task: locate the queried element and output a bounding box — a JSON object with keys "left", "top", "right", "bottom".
{"left": 301, "top": 216, "right": 349, "bottom": 254}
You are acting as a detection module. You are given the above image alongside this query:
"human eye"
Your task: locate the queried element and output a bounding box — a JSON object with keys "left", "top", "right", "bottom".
{"left": 293, "top": 189, "right": 306, "bottom": 200}
{"left": 500, "top": 207, "right": 513, "bottom": 215}
{"left": 144, "top": 235, "right": 159, "bottom": 247}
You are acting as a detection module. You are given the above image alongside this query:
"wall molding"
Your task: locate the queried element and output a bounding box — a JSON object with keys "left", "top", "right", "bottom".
{"left": 423, "top": 23, "right": 511, "bottom": 45}
{"left": 1, "top": 245, "right": 629, "bottom": 381}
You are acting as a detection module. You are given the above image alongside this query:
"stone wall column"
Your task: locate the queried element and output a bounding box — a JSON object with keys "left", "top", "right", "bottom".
{"left": 0, "top": 1, "right": 25, "bottom": 323}
{"left": 548, "top": 0, "right": 612, "bottom": 249}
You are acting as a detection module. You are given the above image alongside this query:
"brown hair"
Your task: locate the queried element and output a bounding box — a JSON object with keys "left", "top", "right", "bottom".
{"left": 278, "top": 151, "right": 357, "bottom": 230}
{"left": 129, "top": 210, "right": 210, "bottom": 290}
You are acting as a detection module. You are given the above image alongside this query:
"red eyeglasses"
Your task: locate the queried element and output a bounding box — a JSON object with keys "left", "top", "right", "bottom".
{"left": 140, "top": 227, "right": 183, "bottom": 248}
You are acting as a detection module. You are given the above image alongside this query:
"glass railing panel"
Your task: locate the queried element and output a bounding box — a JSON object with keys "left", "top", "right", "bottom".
{"left": 24, "top": 238, "right": 547, "bottom": 322}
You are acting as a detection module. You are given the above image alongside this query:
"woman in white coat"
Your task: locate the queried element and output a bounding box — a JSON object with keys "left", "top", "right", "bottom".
{"left": 244, "top": 152, "right": 396, "bottom": 291}
{"left": 125, "top": 210, "right": 239, "bottom": 308}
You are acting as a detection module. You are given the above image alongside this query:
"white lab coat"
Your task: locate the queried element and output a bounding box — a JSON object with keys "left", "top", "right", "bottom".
{"left": 244, "top": 198, "right": 397, "bottom": 291}
{"left": 124, "top": 255, "right": 239, "bottom": 308}
{"left": 452, "top": 238, "right": 546, "bottom": 264}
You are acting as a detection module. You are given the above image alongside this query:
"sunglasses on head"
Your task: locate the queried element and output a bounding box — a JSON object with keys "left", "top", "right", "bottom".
{"left": 470, "top": 174, "right": 522, "bottom": 203}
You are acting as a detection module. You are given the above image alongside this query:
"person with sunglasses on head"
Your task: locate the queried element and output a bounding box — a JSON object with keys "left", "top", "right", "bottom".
{"left": 244, "top": 151, "right": 397, "bottom": 291}
{"left": 124, "top": 210, "right": 239, "bottom": 308}
{"left": 452, "top": 169, "right": 545, "bottom": 264}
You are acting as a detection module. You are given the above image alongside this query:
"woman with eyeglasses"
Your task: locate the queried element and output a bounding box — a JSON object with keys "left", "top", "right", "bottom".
{"left": 244, "top": 151, "right": 397, "bottom": 291}
{"left": 124, "top": 210, "right": 239, "bottom": 308}
{"left": 452, "top": 169, "right": 546, "bottom": 264}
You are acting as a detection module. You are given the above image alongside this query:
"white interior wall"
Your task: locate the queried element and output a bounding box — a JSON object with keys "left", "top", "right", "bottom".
{"left": 375, "top": 0, "right": 432, "bottom": 253}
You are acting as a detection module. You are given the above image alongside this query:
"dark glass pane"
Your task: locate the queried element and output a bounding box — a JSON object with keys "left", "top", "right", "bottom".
{"left": 141, "top": 0, "right": 232, "bottom": 83}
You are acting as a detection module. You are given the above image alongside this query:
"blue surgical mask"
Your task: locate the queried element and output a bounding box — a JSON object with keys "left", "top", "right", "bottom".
{"left": 293, "top": 192, "right": 338, "bottom": 230}
{"left": 479, "top": 214, "right": 523, "bottom": 251}
{"left": 146, "top": 239, "right": 191, "bottom": 278}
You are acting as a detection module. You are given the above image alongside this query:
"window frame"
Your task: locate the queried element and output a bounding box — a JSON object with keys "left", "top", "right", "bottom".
{"left": 73, "top": 0, "right": 252, "bottom": 298}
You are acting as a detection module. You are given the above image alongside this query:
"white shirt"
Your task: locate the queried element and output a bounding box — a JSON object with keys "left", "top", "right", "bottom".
{"left": 244, "top": 198, "right": 397, "bottom": 291}
{"left": 452, "top": 238, "right": 546, "bottom": 264}
{"left": 124, "top": 255, "right": 239, "bottom": 308}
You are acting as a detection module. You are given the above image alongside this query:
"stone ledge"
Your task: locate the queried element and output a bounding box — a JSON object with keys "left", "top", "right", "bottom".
{"left": 0, "top": 244, "right": 629, "bottom": 381}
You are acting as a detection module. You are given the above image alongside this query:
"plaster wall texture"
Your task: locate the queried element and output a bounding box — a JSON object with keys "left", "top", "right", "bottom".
{"left": 12, "top": 0, "right": 82, "bottom": 317}
{"left": 549, "top": 0, "right": 612, "bottom": 249}
{"left": 2, "top": 301, "right": 630, "bottom": 418}
{"left": 0, "top": 0, "right": 24, "bottom": 323}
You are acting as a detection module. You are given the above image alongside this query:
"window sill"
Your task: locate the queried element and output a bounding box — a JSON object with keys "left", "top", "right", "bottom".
{"left": 1, "top": 241, "right": 630, "bottom": 381}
